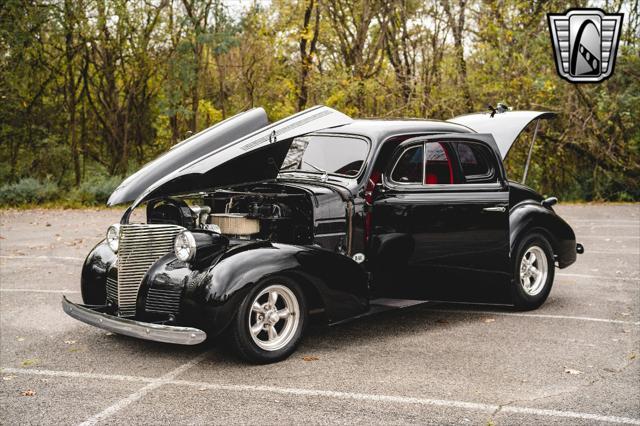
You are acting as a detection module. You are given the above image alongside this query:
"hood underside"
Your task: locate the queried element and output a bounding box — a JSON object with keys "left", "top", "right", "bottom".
{"left": 108, "top": 108, "right": 269, "bottom": 206}
{"left": 116, "top": 106, "right": 352, "bottom": 208}
{"left": 447, "top": 110, "right": 556, "bottom": 159}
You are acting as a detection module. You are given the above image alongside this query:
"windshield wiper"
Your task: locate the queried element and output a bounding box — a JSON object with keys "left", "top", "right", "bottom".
{"left": 303, "top": 161, "right": 328, "bottom": 182}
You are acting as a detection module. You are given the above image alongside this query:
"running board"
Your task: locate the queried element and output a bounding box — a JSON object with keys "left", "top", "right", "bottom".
{"left": 329, "top": 298, "right": 429, "bottom": 326}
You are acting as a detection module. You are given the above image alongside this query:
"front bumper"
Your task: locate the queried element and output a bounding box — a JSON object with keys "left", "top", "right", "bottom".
{"left": 62, "top": 296, "right": 207, "bottom": 345}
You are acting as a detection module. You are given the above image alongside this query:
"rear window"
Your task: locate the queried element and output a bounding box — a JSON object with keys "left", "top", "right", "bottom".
{"left": 453, "top": 142, "right": 495, "bottom": 183}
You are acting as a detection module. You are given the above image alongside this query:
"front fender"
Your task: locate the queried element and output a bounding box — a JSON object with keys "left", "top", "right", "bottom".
{"left": 201, "top": 242, "right": 369, "bottom": 324}
{"left": 81, "top": 240, "right": 116, "bottom": 305}
{"left": 509, "top": 202, "right": 577, "bottom": 268}
{"left": 141, "top": 241, "right": 369, "bottom": 335}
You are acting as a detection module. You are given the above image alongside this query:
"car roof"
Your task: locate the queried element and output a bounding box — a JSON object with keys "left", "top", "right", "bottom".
{"left": 315, "top": 118, "right": 473, "bottom": 142}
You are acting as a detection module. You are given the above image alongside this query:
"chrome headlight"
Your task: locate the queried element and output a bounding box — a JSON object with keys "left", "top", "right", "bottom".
{"left": 174, "top": 231, "right": 196, "bottom": 262}
{"left": 106, "top": 224, "right": 120, "bottom": 253}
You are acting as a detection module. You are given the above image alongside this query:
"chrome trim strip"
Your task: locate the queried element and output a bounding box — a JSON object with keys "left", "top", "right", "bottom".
{"left": 62, "top": 296, "right": 206, "bottom": 345}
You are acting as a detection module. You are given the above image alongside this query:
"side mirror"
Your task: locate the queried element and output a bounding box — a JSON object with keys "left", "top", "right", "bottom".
{"left": 541, "top": 197, "right": 558, "bottom": 207}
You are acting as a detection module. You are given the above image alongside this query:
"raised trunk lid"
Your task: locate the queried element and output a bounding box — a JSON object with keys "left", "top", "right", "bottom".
{"left": 447, "top": 111, "right": 556, "bottom": 159}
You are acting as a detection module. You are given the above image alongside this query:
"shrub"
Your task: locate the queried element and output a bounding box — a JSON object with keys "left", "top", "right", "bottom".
{"left": 0, "top": 178, "right": 60, "bottom": 206}
{"left": 71, "top": 174, "right": 122, "bottom": 205}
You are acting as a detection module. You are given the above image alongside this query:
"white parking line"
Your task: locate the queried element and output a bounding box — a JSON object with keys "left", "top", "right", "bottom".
{"left": 581, "top": 250, "right": 640, "bottom": 255}
{"left": 77, "top": 351, "right": 210, "bottom": 426}
{"left": 558, "top": 272, "right": 640, "bottom": 282}
{"left": 428, "top": 309, "right": 640, "bottom": 326}
{"left": 578, "top": 235, "right": 640, "bottom": 240}
{"left": 569, "top": 219, "right": 639, "bottom": 224}
{"left": 0, "top": 255, "right": 84, "bottom": 261}
{"left": 2, "top": 367, "right": 639, "bottom": 425}
{"left": 0, "top": 288, "right": 80, "bottom": 294}
{"left": 572, "top": 224, "right": 639, "bottom": 228}
{"left": 2, "top": 287, "right": 635, "bottom": 325}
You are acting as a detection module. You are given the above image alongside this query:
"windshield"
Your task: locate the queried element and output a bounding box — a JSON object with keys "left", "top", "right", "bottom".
{"left": 280, "top": 135, "right": 369, "bottom": 177}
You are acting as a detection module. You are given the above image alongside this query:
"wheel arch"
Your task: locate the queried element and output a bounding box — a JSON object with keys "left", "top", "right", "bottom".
{"left": 509, "top": 201, "right": 576, "bottom": 268}
{"left": 195, "top": 242, "right": 368, "bottom": 331}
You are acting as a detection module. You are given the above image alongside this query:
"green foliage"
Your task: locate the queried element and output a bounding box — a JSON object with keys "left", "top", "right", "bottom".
{"left": 70, "top": 175, "right": 122, "bottom": 205}
{"left": 0, "top": 0, "right": 638, "bottom": 206}
{"left": 0, "top": 178, "right": 59, "bottom": 206}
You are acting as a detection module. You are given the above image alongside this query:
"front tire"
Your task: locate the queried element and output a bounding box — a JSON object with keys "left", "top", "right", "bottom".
{"left": 230, "top": 277, "right": 307, "bottom": 364}
{"left": 511, "top": 233, "right": 555, "bottom": 310}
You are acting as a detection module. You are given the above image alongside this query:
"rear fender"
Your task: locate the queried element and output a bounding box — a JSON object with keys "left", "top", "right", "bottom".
{"left": 509, "top": 202, "right": 577, "bottom": 268}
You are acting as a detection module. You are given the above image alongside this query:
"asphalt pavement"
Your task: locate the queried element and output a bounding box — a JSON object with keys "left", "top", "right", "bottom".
{"left": 0, "top": 204, "right": 638, "bottom": 425}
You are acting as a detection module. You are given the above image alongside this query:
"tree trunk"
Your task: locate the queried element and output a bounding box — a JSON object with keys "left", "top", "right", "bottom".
{"left": 441, "top": 0, "right": 473, "bottom": 111}
{"left": 297, "top": 0, "right": 319, "bottom": 111}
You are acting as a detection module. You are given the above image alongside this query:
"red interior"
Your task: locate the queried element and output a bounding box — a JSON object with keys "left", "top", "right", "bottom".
{"left": 424, "top": 143, "right": 454, "bottom": 184}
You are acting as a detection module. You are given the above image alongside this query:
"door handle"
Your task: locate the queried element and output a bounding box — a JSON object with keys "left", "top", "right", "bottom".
{"left": 483, "top": 206, "right": 506, "bottom": 212}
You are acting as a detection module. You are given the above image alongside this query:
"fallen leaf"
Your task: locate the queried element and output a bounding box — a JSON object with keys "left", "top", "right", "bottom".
{"left": 629, "top": 353, "right": 637, "bottom": 360}
{"left": 21, "top": 359, "right": 38, "bottom": 367}
{"left": 64, "top": 340, "right": 76, "bottom": 345}
{"left": 16, "top": 337, "right": 25, "bottom": 342}
{"left": 45, "top": 223, "right": 51, "bottom": 227}
{"left": 20, "top": 390, "right": 36, "bottom": 397}
{"left": 436, "top": 319, "right": 449, "bottom": 324}
{"left": 302, "top": 356, "right": 319, "bottom": 362}
{"left": 105, "top": 332, "right": 114, "bottom": 336}
{"left": 564, "top": 368, "right": 583, "bottom": 375}
{"left": 3, "top": 376, "right": 15, "bottom": 381}
{"left": 483, "top": 318, "right": 496, "bottom": 323}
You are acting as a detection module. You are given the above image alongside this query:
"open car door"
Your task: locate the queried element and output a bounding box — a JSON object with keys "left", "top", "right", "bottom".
{"left": 447, "top": 110, "right": 556, "bottom": 160}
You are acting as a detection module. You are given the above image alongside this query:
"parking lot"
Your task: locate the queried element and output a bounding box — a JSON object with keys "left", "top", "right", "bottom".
{"left": 0, "top": 204, "right": 638, "bottom": 425}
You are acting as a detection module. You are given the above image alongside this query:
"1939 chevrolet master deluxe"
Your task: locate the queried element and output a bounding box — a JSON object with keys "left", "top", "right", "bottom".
{"left": 63, "top": 105, "right": 582, "bottom": 363}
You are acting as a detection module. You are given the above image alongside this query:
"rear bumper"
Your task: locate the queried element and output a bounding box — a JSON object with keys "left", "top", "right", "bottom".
{"left": 62, "top": 296, "right": 207, "bottom": 345}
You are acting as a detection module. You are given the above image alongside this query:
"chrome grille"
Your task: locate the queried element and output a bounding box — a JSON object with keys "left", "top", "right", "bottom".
{"left": 106, "top": 276, "right": 118, "bottom": 304}
{"left": 116, "top": 224, "right": 184, "bottom": 316}
{"left": 145, "top": 287, "right": 182, "bottom": 315}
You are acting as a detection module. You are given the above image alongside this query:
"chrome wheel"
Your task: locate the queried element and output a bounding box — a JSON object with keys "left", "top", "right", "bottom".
{"left": 519, "top": 245, "right": 548, "bottom": 296}
{"left": 248, "top": 284, "right": 300, "bottom": 351}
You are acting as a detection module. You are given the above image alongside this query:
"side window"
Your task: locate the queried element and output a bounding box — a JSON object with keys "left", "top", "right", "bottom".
{"left": 424, "top": 142, "right": 454, "bottom": 184}
{"left": 453, "top": 142, "right": 496, "bottom": 183}
{"left": 391, "top": 145, "right": 423, "bottom": 183}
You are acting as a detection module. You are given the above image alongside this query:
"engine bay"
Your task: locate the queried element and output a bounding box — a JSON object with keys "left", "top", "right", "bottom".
{"left": 146, "top": 183, "right": 314, "bottom": 244}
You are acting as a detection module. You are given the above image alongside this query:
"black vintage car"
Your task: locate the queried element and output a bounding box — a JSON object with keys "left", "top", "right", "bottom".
{"left": 63, "top": 105, "right": 582, "bottom": 363}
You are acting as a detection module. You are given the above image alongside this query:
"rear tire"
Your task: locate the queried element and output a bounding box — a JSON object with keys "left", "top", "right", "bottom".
{"left": 511, "top": 233, "right": 555, "bottom": 311}
{"left": 230, "top": 276, "right": 307, "bottom": 364}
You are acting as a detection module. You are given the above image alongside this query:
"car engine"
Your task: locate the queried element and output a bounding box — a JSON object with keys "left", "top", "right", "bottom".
{"left": 146, "top": 184, "right": 314, "bottom": 245}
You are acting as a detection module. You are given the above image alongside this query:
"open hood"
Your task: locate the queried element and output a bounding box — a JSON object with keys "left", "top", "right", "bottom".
{"left": 447, "top": 111, "right": 556, "bottom": 159}
{"left": 108, "top": 108, "right": 269, "bottom": 206}
{"left": 129, "top": 105, "right": 352, "bottom": 208}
